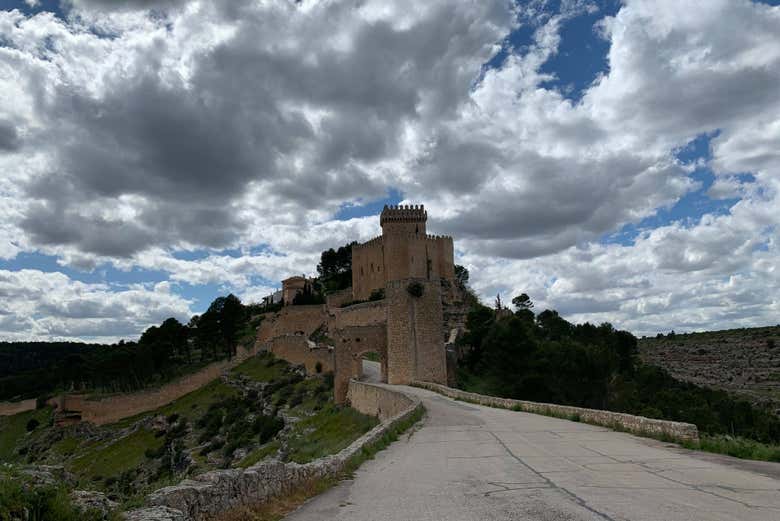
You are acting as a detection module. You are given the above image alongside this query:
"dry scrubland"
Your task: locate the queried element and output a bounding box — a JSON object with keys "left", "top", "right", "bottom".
{"left": 640, "top": 326, "right": 780, "bottom": 413}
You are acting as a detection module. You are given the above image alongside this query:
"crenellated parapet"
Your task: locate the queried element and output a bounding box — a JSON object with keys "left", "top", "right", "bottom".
{"left": 352, "top": 236, "right": 383, "bottom": 250}
{"left": 380, "top": 204, "right": 427, "bottom": 226}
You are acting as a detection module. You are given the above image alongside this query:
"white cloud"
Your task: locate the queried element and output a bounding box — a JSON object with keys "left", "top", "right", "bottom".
{"left": 0, "top": 270, "right": 193, "bottom": 342}
{"left": 0, "top": 0, "right": 778, "bottom": 339}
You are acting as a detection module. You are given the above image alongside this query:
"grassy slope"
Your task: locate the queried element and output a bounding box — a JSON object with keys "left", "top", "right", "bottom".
{"left": 0, "top": 407, "right": 52, "bottom": 462}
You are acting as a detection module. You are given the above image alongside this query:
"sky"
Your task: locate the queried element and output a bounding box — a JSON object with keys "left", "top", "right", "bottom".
{"left": 0, "top": 0, "right": 778, "bottom": 342}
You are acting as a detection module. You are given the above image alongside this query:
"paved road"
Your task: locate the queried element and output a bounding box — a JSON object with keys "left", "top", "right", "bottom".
{"left": 361, "top": 359, "right": 381, "bottom": 383}
{"left": 287, "top": 385, "right": 780, "bottom": 521}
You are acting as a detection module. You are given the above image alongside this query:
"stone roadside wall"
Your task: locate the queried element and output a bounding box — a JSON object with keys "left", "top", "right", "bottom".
{"left": 413, "top": 381, "right": 699, "bottom": 443}
{"left": 347, "top": 379, "right": 414, "bottom": 421}
{"left": 125, "top": 380, "right": 422, "bottom": 521}
{"left": 266, "top": 335, "right": 333, "bottom": 374}
{"left": 0, "top": 398, "right": 36, "bottom": 417}
{"left": 54, "top": 345, "right": 257, "bottom": 426}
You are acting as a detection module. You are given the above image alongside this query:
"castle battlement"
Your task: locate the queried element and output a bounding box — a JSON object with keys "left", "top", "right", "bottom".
{"left": 353, "top": 236, "right": 383, "bottom": 250}
{"left": 380, "top": 204, "right": 428, "bottom": 226}
{"left": 424, "top": 234, "right": 452, "bottom": 241}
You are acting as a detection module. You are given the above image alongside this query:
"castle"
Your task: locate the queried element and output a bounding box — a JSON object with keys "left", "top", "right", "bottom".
{"left": 258, "top": 204, "right": 466, "bottom": 403}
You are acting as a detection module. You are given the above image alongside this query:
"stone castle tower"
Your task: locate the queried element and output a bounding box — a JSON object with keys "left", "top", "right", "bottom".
{"left": 351, "top": 205, "right": 451, "bottom": 385}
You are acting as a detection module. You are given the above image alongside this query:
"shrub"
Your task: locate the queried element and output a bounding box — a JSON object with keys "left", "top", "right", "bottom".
{"left": 406, "top": 281, "right": 424, "bottom": 297}
{"left": 369, "top": 288, "right": 385, "bottom": 301}
{"left": 768, "top": 339, "right": 776, "bottom": 350}
{"left": 315, "top": 361, "right": 323, "bottom": 374}
{"left": 26, "top": 418, "right": 40, "bottom": 432}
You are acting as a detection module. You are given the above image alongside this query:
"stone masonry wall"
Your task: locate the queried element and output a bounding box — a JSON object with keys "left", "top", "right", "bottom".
{"left": 127, "top": 381, "right": 421, "bottom": 521}
{"left": 54, "top": 345, "right": 257, "bottom": 426}
{"left": 330, "top": 300, "right": 386, "bottom": 330}
{"left": 266, "top": 336, "right": 333, "bottom": 374}
{"left": 324, "top": 288, "right": 353, "bottom": 309}
{"left": 352, "top": 237, "right": 385, "bottom": 301}
{"left": 347, "top": 379, "right": 414, "bottom": 421}
{"left": 0, "top": 398, "right": 36, "bottom": 417}
{"left": 413, "top": 381, "right": 700, "bottom": 443}
{"left": 333, "top": 325, "right": 387, "bottom": 403}
{"left": 386, "top": 279, "right": 447, "bottom": 385}
{"left": 255, "top": 305, "right": 326, "bottom": 344}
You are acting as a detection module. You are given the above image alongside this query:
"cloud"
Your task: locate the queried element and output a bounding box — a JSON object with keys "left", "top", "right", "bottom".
{"left": 0, "top": 270, "right": 193, "bottom": 341}
{"left": 0, "top": 119, "right": 20, "bottom": 151}
{"left": 0, "top": 0, "right": 779, "bottom": 339}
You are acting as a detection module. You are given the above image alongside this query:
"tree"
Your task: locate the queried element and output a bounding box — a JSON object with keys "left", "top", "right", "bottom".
{"left": 454, "top": 265, "right": 469, "bottom": 286}
{"left": 512, "top": 293, "right": 534, "bottom": 311}
{"left": 317, "top": 241, "right": 358, "bottom": 291}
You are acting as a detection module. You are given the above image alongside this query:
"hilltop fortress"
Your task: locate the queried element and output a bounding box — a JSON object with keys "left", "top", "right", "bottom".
{"left": 257, "top": 204, "right": 467, "bottom": 403}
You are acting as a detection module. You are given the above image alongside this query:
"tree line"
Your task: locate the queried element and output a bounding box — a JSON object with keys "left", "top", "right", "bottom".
{"left": 459, "top": 295, "right": 780, "bottom": 445}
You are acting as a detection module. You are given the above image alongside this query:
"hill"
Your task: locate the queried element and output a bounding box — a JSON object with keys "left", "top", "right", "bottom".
{"left": 639, "top": 326, "right": 780, "bottom": 414}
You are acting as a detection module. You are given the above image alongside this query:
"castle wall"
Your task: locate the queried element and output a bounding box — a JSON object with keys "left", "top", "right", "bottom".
{"left": 0, "top": 398, "right": 36, "bottom": 417}
{"left": 386, "top": 279, "right": 447, "bottom": 385}
{"left": 330, "top": 300, "right": 386, "bottom": 330}
{"left": 325, "top": 288, "right": 354, "bottom": 309}
{"left": 333, "top": 324, "right": 387, "bottom": 403}
{"left": 351, "top": 238, "right": 385, "bottom": 301}
{"left": 53, "top": 345, "right": 257, "bottom": 426}
{"left": 266, "top": 336, "right": 333, "bottom": 375}
{"left": 255, "top": 305, "right": 326, "bottom": 344}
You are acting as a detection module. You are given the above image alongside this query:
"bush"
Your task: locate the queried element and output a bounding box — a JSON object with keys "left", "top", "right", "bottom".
{"left": 369, "top": 288, "right": 385, "bottom": 301}
{"left": 0, "top": 478, "right": 112, "bottom": 521}
{"left": 315, "top": 361, "right": 323, "bottom": 374}
{"left": 406, "top": 281, "right": 424, "bottom": 297}
{"left": 26, "top": 418, "right": 40, "bottom": 432}
{"left": 768, "top": 339, "right": 776, "bottom": 350}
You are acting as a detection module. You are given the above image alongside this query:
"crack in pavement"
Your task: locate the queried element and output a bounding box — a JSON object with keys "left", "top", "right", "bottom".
{"left": 488, "top": 431, "right": 619, "bottom": 521}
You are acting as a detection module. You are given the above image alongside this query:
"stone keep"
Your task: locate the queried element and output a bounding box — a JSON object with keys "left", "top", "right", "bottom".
{"left": 352, "top": 205, "right": 450, "bottom": 385}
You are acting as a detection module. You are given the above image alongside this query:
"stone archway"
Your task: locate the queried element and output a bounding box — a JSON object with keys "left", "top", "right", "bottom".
{"left": 333, "top": 325, "right": 387, "bottom": 403}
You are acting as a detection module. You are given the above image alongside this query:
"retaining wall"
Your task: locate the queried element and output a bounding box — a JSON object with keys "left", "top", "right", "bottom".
{"left": 126, "top": 381, "right": 421, "bottom": 521}
{"left": 0, "top": 398, "right": 36, "bottom": 417}
{"left": 413, "top": 381, "right": 699, "bottom": 443}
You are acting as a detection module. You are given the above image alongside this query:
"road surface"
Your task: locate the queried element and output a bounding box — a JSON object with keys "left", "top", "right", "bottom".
{"left": 287, "top": 384, "right": 780, "bottom": 521}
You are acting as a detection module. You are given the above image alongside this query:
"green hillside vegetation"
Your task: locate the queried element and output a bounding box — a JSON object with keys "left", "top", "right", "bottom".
{"left": 457, "top": 297, "right": 780, "bottom": 462}
{"left": 1, "top": 353, "right": 376, "bottom": 512}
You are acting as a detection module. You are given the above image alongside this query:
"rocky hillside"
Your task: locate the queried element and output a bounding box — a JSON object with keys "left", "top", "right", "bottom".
{"left": 0, "top": 352, "right": 377, "bottom": 511}
{"left": 639, "top": 326, "right": 780, "bottom": 413}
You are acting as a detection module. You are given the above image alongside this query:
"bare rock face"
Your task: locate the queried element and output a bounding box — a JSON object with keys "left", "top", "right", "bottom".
{"left": 123, "top": 506, "right": 186, "bottom": 521}
{"left": 70, "top": 490, "right": 119, "bottom": 518}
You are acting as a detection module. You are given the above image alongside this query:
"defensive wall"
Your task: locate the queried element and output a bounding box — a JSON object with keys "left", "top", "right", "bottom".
{"left": 333, "top": 324, "right": 388, "bottom": 403}
{"left": 330, "top": 299, "right": 386, "bottom": 329}
{"left": 255, "top": 305, "right": 326, "bottom": 344}
{"left": 49, "top": 345, "right": 257, "bottom": 426}
{"left": 413, "top": 381, "right": 700, "bottom": 444}
{"left": 126, "top": 380, "right": 422, "bottom": 521}
{"left": 324, "top": 287, "right": 353, "bottom": 309}
{"left": 0, "top": 398, "right": 36, "bottom": 417}
{"left": 265, "top": 335, "right": 333, "bottom": 375}
{"left": 386, "top": 279, "right": 447, "bottom": 386}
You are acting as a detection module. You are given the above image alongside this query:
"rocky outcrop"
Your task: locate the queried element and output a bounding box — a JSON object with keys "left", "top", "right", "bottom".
{"left": 124, "top": 381, "right": 422, "bottom": 521}
{"left": 70, "top": 490, "right": 118, "bottom": 519}
{"left": 413, "top": 381, "right": 700, "bottom": 444}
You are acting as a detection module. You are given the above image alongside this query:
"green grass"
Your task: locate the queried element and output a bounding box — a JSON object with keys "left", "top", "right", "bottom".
{"left": 69, "top": 428, "right": 164, "bottom": 484}
{"left": 50, "top": 436, "right": 82, "bottom": 457}
{"left": 0, "top": 407, "right": 52, "bottom": 462}
{"left": 0, "top": 476, "right": 120, "bottom": 521}
{"left": 236, "top": 441, "right": 281, "bottom": 468}
{"left": 362, "top": 352, "right": 380, "bottom": 362}
{"left": 232, "top": 353, "right": 288, "bottom": 383}
{"left": 286, "top": 404, "right": 379, "bottom": 463}
{"left": 683, "top": 434, "right": 780, "bottom": 462}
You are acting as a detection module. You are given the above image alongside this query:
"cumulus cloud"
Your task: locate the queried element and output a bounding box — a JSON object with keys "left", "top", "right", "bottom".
{"left": 0, "top": 0, "right": 778, "bottom": 339}
{"left": 0, "top": 270, "right": 193, "bottom": 342}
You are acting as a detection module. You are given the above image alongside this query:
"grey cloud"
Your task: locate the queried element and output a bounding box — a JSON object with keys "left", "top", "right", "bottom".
{"left": 0, "top": 120, "right": 20, "bottom": 152}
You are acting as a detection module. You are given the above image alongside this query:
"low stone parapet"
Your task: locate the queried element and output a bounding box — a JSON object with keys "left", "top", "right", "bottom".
{"left": 0, "top": 398, "right": 36, "bottom": 417}
{"left": 125, "top": 381, "right": 422, "bottom": 521}
{"left": 412, "top": 381, "right": 699, "bottom": 444}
